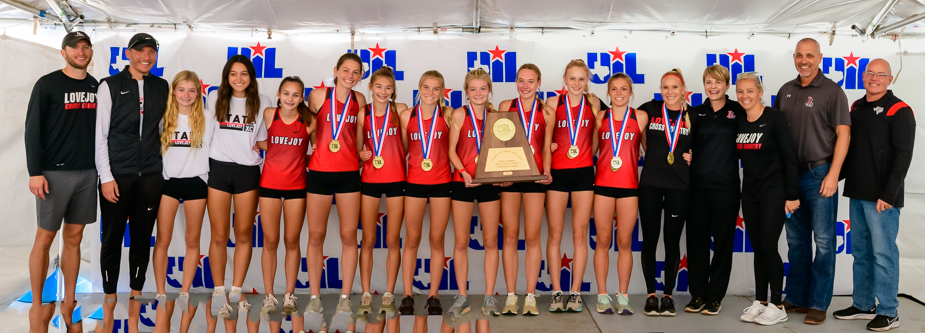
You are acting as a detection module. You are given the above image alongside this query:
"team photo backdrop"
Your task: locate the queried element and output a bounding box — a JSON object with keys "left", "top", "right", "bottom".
{"left": 3, "top": 27, "right": 925, "bottom": 331}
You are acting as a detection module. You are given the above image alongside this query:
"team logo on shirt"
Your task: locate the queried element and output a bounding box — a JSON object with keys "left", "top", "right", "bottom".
{"left": 823, "top": 52, "right": 869, "bottom": 89}
{"left": 874, "top": 106, "right": 884, "bottom": 115}
{"left": 413, "top": 257, "right": 465, "bottom": 291}
{"left": 535, "top": 254, "right": 592, "bottom": 292}
{"left": 168, "top": 131, "right": 202, "bottom": 148}
{"left": 805, "top": 96, "right": 814, "bottom": 107}
{"left": 736, "top": 132, "right": 764, "bottom": 149}
{"left": 269, "top": 135, "right": 304, "bottom": 146}
{"left": 412, "top": 88, "right": 464, "bottom": 109}
{"left": 219, "top": 114, "right": 257, "bottom": 132}
{"left": 655, "top": 255, "right": 689, "bottom": 292}
{"left": 227, "top": 42, "right": 284, "bottom": 78}
{"left": 63, "top": 91, "right": 97, "bottom": 110}
{"left": 587, "top": 46, "right": 646, "bottom": 85}
{"left": 108, "top": 47, "right": 165, "bottom": 77}
{"left": 732, "top": 215, "right": 754, "bottom": 253}
{"left": 466, "top": 45, "right": 518, "bottom": 82}
{"left": 166, "top": 255, "right": 214, "bottom": 289}
{"left": 297, "top": 256, "right": 344, "bottom": 290}
{"left": 350, "top": 43, "right": 405, "bottom": 80}
{"left": 727, "top": 110, "right": 736, "bottom": 119}
{"left": 706, "top": 48, "right": 756, "bottom": 84}
{"left": 647, "top": 115, "right": 690, "bottom": 135}
{"left": 836, "top": 219, "right": 852, "bottom": 255}
{"left": 588, "top": 218, "right": 644, "bottom": 252}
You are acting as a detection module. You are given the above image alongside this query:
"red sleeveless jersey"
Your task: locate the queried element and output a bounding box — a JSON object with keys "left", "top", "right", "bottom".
{"left": 261, "top": 108, "right": 310, "bottom": 190}
{"left": 453, "top": 105, "right": 485, "bottom": 182}
{"left": 551, "top": 94, "right": 595, "bottom": 169}
{"left": 506, "top": 98, "right": 547, "bottom": 174}
{"left": 406, "top": 105, "right": 451, "bottom": 185}
{"left": 361, "top": 104, "right": 406, "bottom": 183}
{"left": 308, "top": 87, "right": 360, "bottom": 172}
{"left": 595, "top": 108, "right": 642, "bottom": 189}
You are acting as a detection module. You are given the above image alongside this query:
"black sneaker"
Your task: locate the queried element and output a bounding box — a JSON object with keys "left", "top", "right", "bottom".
{"left": 426, "top": 296, "right": 443, "bottom": 315}
{"left": 701, "top": 301, "right": 721, "bottom": 315}
{"left": 867, "top": 314, "right": 899, "bottom": 332}
{"left": 833, "top": 305, "right": 876, "bottom": 320}
{"left": 643, "top": 295, "right": 660, "bottom": 316}
{"left": 399, "top": 295, "right": 415, "bottom": 315}
{"left": 684, "top": 297, "right": 705, "bottom": 313}
{"left": 659, "top": 296, "right": 676, "bottom": 316}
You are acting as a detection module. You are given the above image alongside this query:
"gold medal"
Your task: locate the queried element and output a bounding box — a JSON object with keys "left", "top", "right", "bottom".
{"left": 611, "top": 156, "right": 622, "bottom": 172}
{"left": 567, "top": 145, "right": 580, "bottom": 159}
{"left": 372, "top": 156, "right": 385, "bottom": 169}
{"left": 329, "top": 140, "right": 341, "bottom": 153}
{"left": 421, "top": 159, "right": 433, "bottom": 171}
{"left": 667, "top": 152, "right": 675, "bottom": 165}
{"left": 531, "top": 145, "right": 535, "bottom": 154}
{"left": 474, "top": 155, "right": 478, "bottom": 165}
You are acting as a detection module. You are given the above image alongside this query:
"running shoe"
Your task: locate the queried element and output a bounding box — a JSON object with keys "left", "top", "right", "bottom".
{"left": 261, "top": 294, "right": 278, "bottom": 320}
{"left": 426, "top": 296, "right": 443, "bottom": 315}
{"left": 380, "top": 291, "right": 396, "bottom": 314}
{"left": 596, "top": 294, "right": 614, "bottom": 314}
{"left": 336, "top": 295, "right": 353, "bottom": 314}
{"left": 754, "top": 303, "right": 788, "bottom": 326}
{"left": 176, "top": 292, "right": 190, "bottom": 313}
{"left": 502, "top": 293, "right": 518, "bottom": 315}
{"left": 399, "top": 295, "right": 415, "bottom": 315}
{"left": 615, "top": 294, "right": 633, "bottom": 315}
{"left": 482, "top": 295, "right": 500, "bottom": 316}
{"left": 643, "top": 295, "right": 660, "bottom": 316}
{"left": 447, "top": 295, "right": 470, "bottom": 316}
{"left": 548, "top": 291, "right": 566, "bottom": 312}
{"left": 867, "top": 315, "right": 900, "bottom": 332}
{"left": 154, "top": 294, "right": 167, "bottom": 308}
{"left": 566, "top": 292, "right": 583, "bottom": 312}
{"left": 523, "top": 293, "right": 539, "bottom": 316}
{"left": 740, "top": 300, "right": 765, "bottom": 323}
{"left": 702, "top": 301, "right": 721, "bottom": 315}
{"left": 281, "top": 293, "right": 298, "bottom": 315}
{"left": 228, "top": 287, "right": 242, "bottom": 303}
{"left": 833, "top": 305, "right": 877, "bottom": 320}
{"left": 684, "top": 297, "right": 705, "bottom": 313}
{"left": 358, "top": 292, "right": 373, "bottom": 314}
{"left": 304, "top": 295, "right": 324, "bottom": 315}
{"left": 217, "top": 303, "right": 233, "bottom": 319}
{"left": 211, "top": 288, "right": 227, "bottom": 315}
{"left": 659, "top": 296, "right": 676, "bottom": 316}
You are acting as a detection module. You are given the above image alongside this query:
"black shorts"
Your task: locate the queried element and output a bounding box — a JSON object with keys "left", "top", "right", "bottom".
{"left": 259, "top": 187, "right": 306, "bottom": 200}
{"left": 208, "top": 159, "right": 261, "bottom": 194}
{"left": 404, "top": 182, "right": 452, "bottom": 199}
{"left": 306, "top": 170, "right": 361, "bottom": 195}
{"left": 163, "top": 176, "right": 209, "bottom": 201}
{"left": 451, "top": 182, "right": 501, "bottom": 203}
{"left": 547, "top": 166, "right": 595, "bottom": 192}
{"left": 500, "top": 181, "right": 547, "bottom": 194}
{"left": 593, "top": 185, "right": 638, "bottom": 199}
{"left": 361, "top": 181, "right": 405, "bottom": 198}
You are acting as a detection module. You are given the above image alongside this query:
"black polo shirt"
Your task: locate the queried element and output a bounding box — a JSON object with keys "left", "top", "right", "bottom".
{"left": 689, "top": 96, "right": 743, "bottom": 190}
{"left": 773, "top": 69, "right": 851, "bottom": 164}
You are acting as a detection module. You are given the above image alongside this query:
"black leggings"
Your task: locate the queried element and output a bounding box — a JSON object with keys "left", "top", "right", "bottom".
{"left": 686, "top": 187, "right": 740, "bottom": 302}
{"left": 639, "top": 185, "right": 690, "bottom": 295}
{"left": 741, "top": 199, "right": 785, "bottom": 304}
{"left": 99, "top": 173, "right": 164, "bottom": 294}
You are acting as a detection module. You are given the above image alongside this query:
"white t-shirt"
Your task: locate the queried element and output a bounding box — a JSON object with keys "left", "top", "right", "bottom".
{"left": 162, "top": 109, "right": 215, "bottom": 181}
{"left": 207, "top": 91, "right": 271, "bottom": 166}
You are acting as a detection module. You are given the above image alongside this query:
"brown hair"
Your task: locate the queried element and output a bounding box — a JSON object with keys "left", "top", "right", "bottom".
{"left": 702, "top": 64, "right": 731, "bottom": 85}
{"left": 161, "top": 71, "right": 205, "bottom": 154}
{"left": 606, "top": 73, "right": 634, "bottom": 105}
{"left": 464, "top": 68, "right": 494, "bottom": 110}
{"left": 368, "top": 66, "right": 401, "bottom": 127}
{"left": 518, "top": 63, "right": 542, "bottom": 82}
{"left": 215, "top": 55, "right": 261, "bottom": 124}
{"left": 276, "top": 76, "right": 316, "bottom": 127}
{"left": 333, "top": 52, "right": 363, "bottom": 85}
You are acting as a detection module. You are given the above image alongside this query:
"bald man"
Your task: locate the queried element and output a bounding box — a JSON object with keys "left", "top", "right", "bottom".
{"left": 773, "top": 37, "right": 851, "bottom": 325}
{"left": 833, "top": 58, "right": 913, "bottom": 332}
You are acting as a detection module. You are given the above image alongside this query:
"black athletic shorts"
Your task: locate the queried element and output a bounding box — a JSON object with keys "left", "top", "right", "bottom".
{"left": 404, "top": 182, "right": 452, "bottom": 199}
{"left": 259, "top": 187, "right": 306, "bottom": 200}
{"left": 451, "top": 182, "right": 501, "bottom": 203}
{"left": 306, "top": 170, "right": 361, "bottom": 195}
{"left": 163, "top": 176, "right": 209, "bottom": 201}
{"left": 547, "top": 166, "right": 594, "bottom": 192}
{"left": 500, "top": 181, "right": 547, "bottom": 194}
{"left": 208, "top": 159, "right": 261, "bottom": 194}
{"left": 593, "top": 185, "right": 638, "bottom": 199}
{"left": 361, "top": 181, "right": 405, "bottom": 198}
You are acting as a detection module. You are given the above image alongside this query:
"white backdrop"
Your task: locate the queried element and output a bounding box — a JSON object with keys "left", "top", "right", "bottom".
{"left": 3, "top": 27, "right": 925, "bottom": 331}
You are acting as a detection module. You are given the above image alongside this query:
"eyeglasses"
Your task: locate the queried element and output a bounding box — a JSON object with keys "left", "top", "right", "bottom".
{"left": 128, "top": 39, "right": 159, "bottom": 51}
{"left": 864, "top": 71, "right": 890, "bottom": 78}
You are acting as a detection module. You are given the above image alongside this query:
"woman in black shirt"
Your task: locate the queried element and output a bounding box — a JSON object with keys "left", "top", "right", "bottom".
{"left": 734, "top": 72, "right": 800, "bottom": 326}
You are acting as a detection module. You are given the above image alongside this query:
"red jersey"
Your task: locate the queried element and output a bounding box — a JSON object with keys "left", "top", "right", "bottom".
{"left": 406, "top": 105, "right": 451, "bottom": 185}
{"left": 595, "top": 108, "right": 642, "bottom": 189}
{"left": 506, "top": 98, "right": 547, "bottom": 174}
{"left": 308, "top": 87, "right": 360, "bottom": 172}
{"left": 552, "top": 94, "right": 595, "bottom": 169}
{"left": 361, "top": 104, "right": 406, "bottom": 183}
{"left": 261, "top": 108, "right": 310, "bottom": 190}
{"left": 453, "top": 105, "right": 485, "bottom": 182}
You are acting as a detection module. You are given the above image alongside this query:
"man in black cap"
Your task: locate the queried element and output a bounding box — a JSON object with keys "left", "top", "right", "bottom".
{"left": 94, "top": 32, "right": 168, "bottom": 333}
{"left": 26, "top": 30, "right": 96, "bottom": 333}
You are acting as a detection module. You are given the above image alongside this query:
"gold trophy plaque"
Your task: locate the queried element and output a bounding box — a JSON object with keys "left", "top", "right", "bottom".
{"left": 471, "top": 111, "right": 547, "bottom": 184}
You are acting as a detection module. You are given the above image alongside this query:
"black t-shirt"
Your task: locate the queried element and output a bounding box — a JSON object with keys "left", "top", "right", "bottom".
{"left": 690, "top": 96, "right": 743, "bottom": 190}
{"left": 24, "top": 70, "right": 98, "bottom": 176}
{"left": 736, "top": 107, "right": 799, "bottom": 201}
{"left": 639, "top": 99, "right": 692, "bottom": 189}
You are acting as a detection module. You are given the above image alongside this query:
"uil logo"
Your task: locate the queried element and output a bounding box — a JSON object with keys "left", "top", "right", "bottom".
{"left": 412, "top": 88, "right": 464, "bottom": 109}
{"left": 706, "top": 48, "right": 756, "bottom": 84}
{"left": 296, "top": 256, "right": 344, "bottom": 290}
{"left": 227, "top": 42, "right": 283, "bottom": 78}
{"left": 836, "top": 219, "right": 852, "bottom": 255}
{"left": 655, "top": 255, "right": 689, "bottom": 292}
{"left": 413, "top": 257, "right": 465, "bottom": 292}
{"left": 535, "top": 254, "right": 592, "bottom": 292}
{"left": 351, "top": 43, "right": 405, "bottom": 80}
{"left": 200, "top": 79, "right": 217, "bottom": 105}
{"left": 823, "top": 52, "right": 869, "bottom": 89}
{"left": 466, "top": 46, "right": 518, "bottom": 82}
{"left": 108, "top": 47, "right": 164, "bottom": 77}
{"left": 467, "top": 216, "right": 502, "bottom": 251}
{"left": 165, "top": 255, "right": 214, "bottom": 289}
{"left": 731, "top": 215, "right": 754, "bottom": 253}
{"left": 587, "top": 46, "right": 645, "bottom": 85}
{"left": 588, "top": 217, "right": 643, "bottom": 252}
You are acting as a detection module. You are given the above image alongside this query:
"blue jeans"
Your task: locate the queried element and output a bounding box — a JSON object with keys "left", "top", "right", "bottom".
{"left": 849, "top": 198, "right": 901, "bottom": 317}
{"left": 783, "top": 163, "right": 837, "bottom": 311}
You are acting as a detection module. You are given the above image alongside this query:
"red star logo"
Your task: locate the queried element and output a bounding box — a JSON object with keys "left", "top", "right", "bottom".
{"left": 444, "top": 88, "right": 453, "bottom": 99}
{"left": 249, "top": 42, "right": 268, "bottom": 58}
{"left": 200, "top": 79, "right": 211, "bottom": 96}
{"left": 444, "top": 257, "right": 453, "bottom": 269}
{"left": 369, "top": 43, "right": 387, "bottom": 59}
{"left": 376, "top": 213, "right": 386, "bottom": 226}
{"left": 736, "top": 214, "right": 745, "bottom": 230}
{"left": 251, "top": 288, "right": 258, "bottom": 294}
{"left": 678, "top": 254, "right": 688, "bottom": 270}
{"left": 321, "top": 255, "right": 329, "bottom": 268}
{"left": 685, "top": 91, "right": 694, "bottom": 103}
{"left": 727, "top": 48, "right": 745, "bottom": 64}
{"left": 554, "top": 86, "right": 568, "bottom": 96}
{"left": 313, "top": 81, "right": 327, "bottom": 89}
{"left": 843, "top": 219, "right": 851, "bottom": 232}
{"left": 560, "top": 253, "right": 574, "bottom": 270}
{"left": 198, "top": 255, "right": 206, "bottom": 267}
{"left": 488, "top": 45, "right": 506, "bottom": 61}
{"left": 609, "top": 46, "right": 628, "bottom": 63}
{"left": 844, "top": 52, "right": 861, "bottom": 68}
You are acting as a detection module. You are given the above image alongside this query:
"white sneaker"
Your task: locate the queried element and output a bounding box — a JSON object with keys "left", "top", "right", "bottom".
{"left": 261, "top": 294, "right": 279, "bottom": 320}
{"left": 176, "top": 292, "right": 190, "bottom": 313}
{"left": 229, "top": 287, "right": 243, "bottom": 303}
{"left": 754, "top": 303, "right": 788, "bottom": 326}
{"left": 217, "top": 303, "right": 233, "bottom": 319}
{"left": 281, "top": 293, "right": 298, "bottom": 315}
{"left": 740, "top": 300, "right": 766, "bottom": 323}
{"left": 211, "top": 288, "right": 227, "bottom": 315}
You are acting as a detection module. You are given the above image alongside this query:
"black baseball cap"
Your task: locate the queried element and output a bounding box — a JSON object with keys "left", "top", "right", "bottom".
{"left": 61, "top": 31, "right": 91, "bottom": 49}
{"left": 127, "top": 33, "right": 159, "bottom": 51}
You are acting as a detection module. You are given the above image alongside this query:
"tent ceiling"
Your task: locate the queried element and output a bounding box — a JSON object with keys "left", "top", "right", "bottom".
{"left": 1, "top": 0, "right": 924, "bottom": 35}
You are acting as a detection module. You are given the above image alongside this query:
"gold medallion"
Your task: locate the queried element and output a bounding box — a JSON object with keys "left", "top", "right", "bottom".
{"left": 531, "top": 145, "right": 535, "bottom": 154}
{"left": 611, "top": 156, "right": 622, "bottom": 172}
{"left": 667, "top": 152, "right": 675, "bottom": 165}
{"left": 372, "top": 156, "right": 385, "bottom": 169}
{"left": 421, "top": 159, "right": 433, "bottom": 171}
{"left": 492, "top": 118, "right": 516, "bottom": 142}
{"left": 329, "top": 140, "right": 341, "bottom": 153}
{"left": 474, "top": 155, "right": 478, "bottom": 165}
{"left": 567, "top": 145, "right": 580, "bottom": 159}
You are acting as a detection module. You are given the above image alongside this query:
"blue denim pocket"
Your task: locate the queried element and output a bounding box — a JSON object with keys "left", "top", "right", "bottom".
{"left": 809, "top": 163, "right": 830, "bottom": 179}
